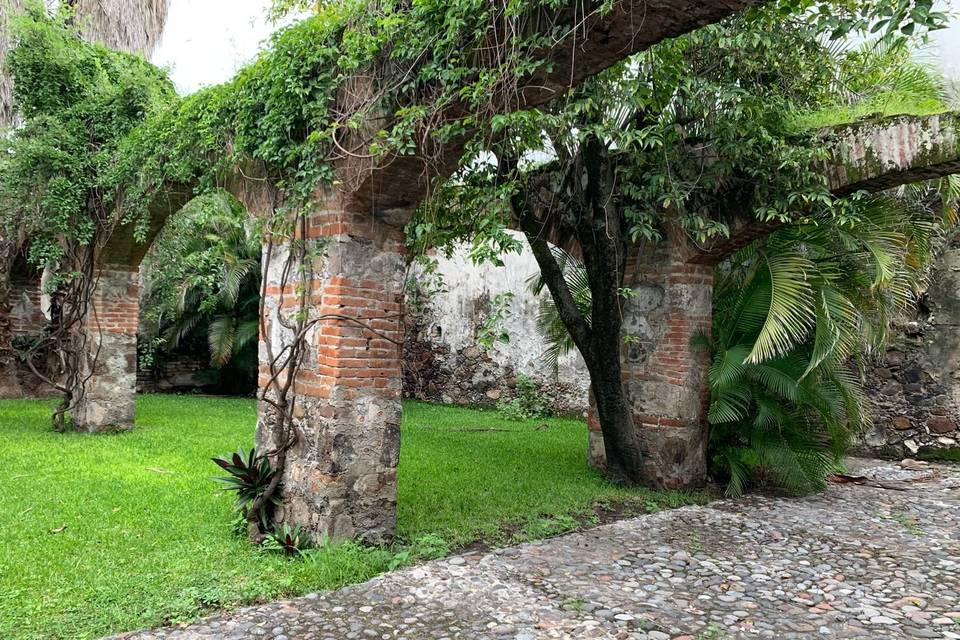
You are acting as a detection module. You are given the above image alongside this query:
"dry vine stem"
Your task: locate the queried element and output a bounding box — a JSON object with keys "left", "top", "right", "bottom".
{"left": 249, "top": 196, "right": 402, "bottom": 543}
{"left": 16, "top": 229, "right": 117, "bottom": 431}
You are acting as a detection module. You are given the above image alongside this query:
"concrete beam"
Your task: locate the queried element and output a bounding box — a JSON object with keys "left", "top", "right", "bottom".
{"left": 339, "top": 0, "right": 766, "bottom": 215}
{"left": 692, "top": 111, "right": 960, "bottom": 264}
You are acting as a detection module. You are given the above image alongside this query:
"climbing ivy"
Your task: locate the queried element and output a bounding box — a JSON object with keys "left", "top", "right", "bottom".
{"left": 0, "top": 0, "right": 949, "bottom": 441}
{"left": 0, "top": 3, "right": 175, "bottom": 266}
{"left": 410, "top": 0, "right": 951, "bottom": 257}
{"left": 2, "top": 0, "right": 950, "bottom": 265}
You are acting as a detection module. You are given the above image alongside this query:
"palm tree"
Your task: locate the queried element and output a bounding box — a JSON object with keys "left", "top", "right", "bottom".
{"left": 140, "top": 191, "right": 261, "bottom": 393}
{"left": 532, "top": 189, "right": 952, "bottom": 495}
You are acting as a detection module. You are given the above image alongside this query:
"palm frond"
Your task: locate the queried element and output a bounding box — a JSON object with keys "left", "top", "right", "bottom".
{"left": 746, "top": 251, "right": 816, "bottom": 363}
{"left": 208, "top": 316, "right": 237, "bottom": 366}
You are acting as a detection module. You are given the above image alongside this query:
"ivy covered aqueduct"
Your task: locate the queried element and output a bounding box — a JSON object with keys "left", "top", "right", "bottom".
{"left": 3, "top": 0, "right": 960, "bottom": 544}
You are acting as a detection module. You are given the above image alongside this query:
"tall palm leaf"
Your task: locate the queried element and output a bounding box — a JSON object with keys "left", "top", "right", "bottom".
{"left": 531, "top": 190, "right": 944, "bottom": 496}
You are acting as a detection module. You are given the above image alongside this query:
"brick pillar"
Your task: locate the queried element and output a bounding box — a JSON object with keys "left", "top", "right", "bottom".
{"left": 257, "top": 193, "right": 406, "bottom": 544}
{"left": 587, "top": 236, "right": 713, "bottom": 490}
{"left": 72, "top": 266, "right": 139, "bottom": 432}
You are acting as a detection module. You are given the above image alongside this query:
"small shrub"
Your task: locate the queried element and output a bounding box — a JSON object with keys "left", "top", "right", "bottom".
{"left": 521, "top": 514, "right": 578, "bottom": 540}
{"left": 302, "top": 539, "right": 395, "bottom": 585}
{"left": 211, "top": 447, "right": 280, "bottom": 532}
{"left": 263, "top": 523, "right": 314, "bottom": 556}
{"left": 388, "top": 533, "right": 452, "bottom": 570}
{"left": 407, "top": 533, "right": 450, "bottom": 560}
{"left": 477, "top": 292, "right": 514, "bottom": 349}
{"left": 497, "top": 373, "right": 550, "bottom": 421}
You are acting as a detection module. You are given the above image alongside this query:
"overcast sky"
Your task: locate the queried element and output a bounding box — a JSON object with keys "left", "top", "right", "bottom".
{"left": 151, "top": 0, "right": 279, "bottom": 93}
{"left": 152, "top": 0, "right": 960, "bottom": 95}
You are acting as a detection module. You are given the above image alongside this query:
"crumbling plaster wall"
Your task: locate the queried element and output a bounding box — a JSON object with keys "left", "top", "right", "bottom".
{"left": 404, "top": 231, "right": 590, "bottom": 414}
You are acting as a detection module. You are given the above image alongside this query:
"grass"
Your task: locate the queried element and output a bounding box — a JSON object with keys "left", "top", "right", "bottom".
{"left": 0, "top": 395, "right": 705, "bottom": 640}
{"left": 889, "top": 510, "right": 923, "bottom": 536}
{"left": 789, "top": 93, "right": 948, "bottom": 131}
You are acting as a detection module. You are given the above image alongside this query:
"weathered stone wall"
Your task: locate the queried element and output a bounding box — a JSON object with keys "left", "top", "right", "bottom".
{"left": 403, "top": 235, "right": 590, "bottom": 415}
{"left": 72, "top": 267, "right": 139, "bottom": 432}
{"left": 256, "top": 192, "right": 406, "bottom": 544}
{"left": 587, "top": 232, "right": 713, "bottom": 490}
{"left": 136, "top": 352, "right": 216, "bottom": 393}
{"left": 859, "top": 239, "right": 960, "bottom": 457}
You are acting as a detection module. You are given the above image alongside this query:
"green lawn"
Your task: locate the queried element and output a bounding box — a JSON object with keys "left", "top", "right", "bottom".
{"left": 789, "top": 94, "right": 949, "bottom": 131}
{"left": 0, "top": 395, "right": 704, "bottom": 640}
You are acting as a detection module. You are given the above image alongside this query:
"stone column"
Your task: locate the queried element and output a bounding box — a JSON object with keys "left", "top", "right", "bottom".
{"left": 588, "top": 235, "right": 713, "bottom": 490}
{"left": 257, "top": 192, "right": 406, "bottom": 544}
{"left": 72, "top": 266, "right": 139, "bottom": 432}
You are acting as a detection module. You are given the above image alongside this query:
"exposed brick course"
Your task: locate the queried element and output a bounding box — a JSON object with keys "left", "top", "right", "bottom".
{"left": 256, "top": 189, "right": 408, "bottom": 543}
{"left": 588, "top": 229, "right": 712, "bottom": 490}
{"left": 71, "top": 266, "right": 140, "bottom": 432}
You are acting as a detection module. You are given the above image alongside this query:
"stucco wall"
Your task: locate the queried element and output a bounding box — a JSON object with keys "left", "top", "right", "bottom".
{"left": 403, "top": 232, "right": 590, "bottom": 414}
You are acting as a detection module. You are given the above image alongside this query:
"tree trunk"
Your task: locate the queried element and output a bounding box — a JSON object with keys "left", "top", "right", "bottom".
{"left": 586, "top": 340, "right": 645, "bottom": 482}
{"left": 511, "top": 135, "right": 647, "bottom": 483}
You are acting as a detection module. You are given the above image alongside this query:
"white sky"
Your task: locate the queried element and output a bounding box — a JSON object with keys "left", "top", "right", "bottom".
{"left": 151, "top": 0, "right": 279, "bottom": 94}
{"left": 920, "top": 16, "right": 960, "bottom": 81}
{"left": 152, "top": 0, "right": 960, "bottom": 95}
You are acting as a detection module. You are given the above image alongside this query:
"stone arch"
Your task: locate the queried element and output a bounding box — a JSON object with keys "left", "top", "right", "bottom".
{"left": 10, "top": 1, "right": 960, "bottom": 540}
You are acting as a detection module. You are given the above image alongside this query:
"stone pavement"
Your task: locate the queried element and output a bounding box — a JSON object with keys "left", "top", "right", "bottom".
{"left": 112, "top": 459, "right": 960, "bottom": 640}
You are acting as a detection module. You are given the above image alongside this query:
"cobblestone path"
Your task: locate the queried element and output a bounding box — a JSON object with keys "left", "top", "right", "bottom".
{"left": 112, "top": 459, "right": 960, "bottom": 640}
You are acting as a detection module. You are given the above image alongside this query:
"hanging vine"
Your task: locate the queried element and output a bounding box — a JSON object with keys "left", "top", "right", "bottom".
{"left": 0, "top": 0, "right": 947, "bottom": 521}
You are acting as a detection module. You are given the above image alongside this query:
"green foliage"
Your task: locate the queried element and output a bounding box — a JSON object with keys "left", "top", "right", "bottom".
{"left": 403, "top": 254, "right": 447, "bottom": 315}
{"left": 384, "top": 533, "right": 451, "bottom": 570}
{"left": 695, "top": 624, "right": 732, "bottom": 640}
{"left": 0, "top": 3, "right": 176, "bottom": 267}
{"left": 212, "top": 446, "right": 280, "bottom": 532}
{"left": 418, "top": 1, "right": 949, "bottom": 258}
{"left": 140, "top": 192, "right": 261, "bottom": 390}
{"left": 790, "top": 38, "right": 952, "bottom": 129}
{"left": 7, "top": 0, "right": 944, "bottom": 277}
{"left": 263, "top": 523, "right": 315, "bottom": 556}
{"left": 707, "top": 194, "right": 939, "bottom": 495}
{"left": 530, "top": 192, "right": 943, "bottom": 495}
{"left": 521, "top": 513, "right": 578, "bottom": 539}
{"left": 917, "top": 447, "right": 960, "bottom": 462}
{"left": 529, "top": 249, "right": 593, "bottom": 373}
{"left": 0, "top": 395, "right": 703, "bottom": 639}
{"left": 477, "top": 291, "right": 513, "bottom": 349}
{"left": 497, "top": 373, "right": 551, "bottom": 421}
{"left": 8, "top": 0, "right": 596, "bottom": 234}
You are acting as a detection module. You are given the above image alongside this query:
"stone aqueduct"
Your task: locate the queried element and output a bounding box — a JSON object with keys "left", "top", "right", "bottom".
{"left": 6, "top": 0, "right": 960, "bottom": 542}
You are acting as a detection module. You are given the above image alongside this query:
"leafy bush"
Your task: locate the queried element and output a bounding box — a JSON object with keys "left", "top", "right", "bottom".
{"left": 706, "top": 195, "right": 942, "bottom": 495}
{"left": 530, "top": 191, "right": 950, "bottom": 495}
{"left": 386, "top": 533, "right": 451, "bottom": 570}
{"left": 263, "top": 523, "right": 314, "bottom": 556}
{"left": 301, "top": 538, "right": 395, "bottom": 584}
{"left": 211, "top": 447, "right": 280, "bottom": 532}
{"left": 140, "top": 193, "right": 261, "bottom": 394}
{"left": 497, "top": 373, "right": 550, "bottom": 420}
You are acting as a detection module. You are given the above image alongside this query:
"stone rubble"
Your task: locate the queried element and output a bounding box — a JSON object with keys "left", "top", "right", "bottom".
{"left": 858, "top": 240, "right": 960, "bottom": 458}
{"left": 111, "top": 458, "right": 960, "bottom": 640}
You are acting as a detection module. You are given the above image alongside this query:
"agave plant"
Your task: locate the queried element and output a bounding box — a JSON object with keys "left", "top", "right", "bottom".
{"left": 212, "top": 447, "right": 281, "bottom": 532}
{"left": 263, "top": 523, "right": 314, "bottom": 556}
